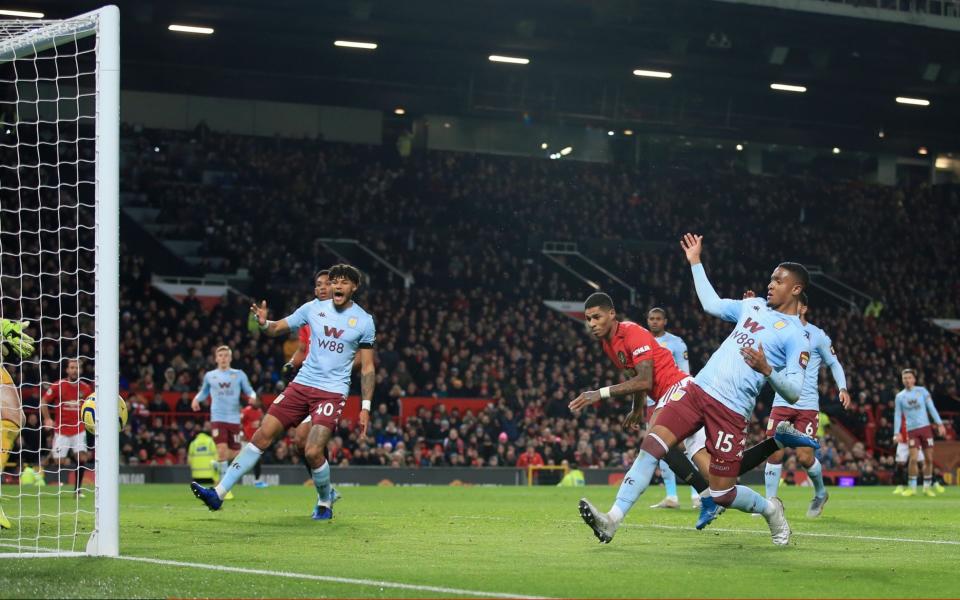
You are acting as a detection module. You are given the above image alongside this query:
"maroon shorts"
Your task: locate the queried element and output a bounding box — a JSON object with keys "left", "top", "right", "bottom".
{"left": 766, "top": 406, "right": 819, "bottom": 439}
{"left": 907, "top": 425, "right": 935, "bottom": 450}
{"left": 267, "top": 382, "right": 346, "bottom": 430}
{"left": 653, "top": 381, "right": 747, "bottom": 477}
{"left": 211, "top": 422, "right": 241, "bottom": 450}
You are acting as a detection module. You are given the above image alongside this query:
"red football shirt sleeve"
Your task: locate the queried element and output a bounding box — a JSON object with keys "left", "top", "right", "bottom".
{"left": 43, "top": 382, "right": 57, "bottom": 400}
{"left": 298, "top": 326, "right": 310, "bottom": 346}
{"left": 623, "top": 326, "right": 656, "bottom": 363}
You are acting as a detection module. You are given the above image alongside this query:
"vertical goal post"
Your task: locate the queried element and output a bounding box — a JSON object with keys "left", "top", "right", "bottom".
{"left": 0, "top": 5, "right": 118, "bottom": 558}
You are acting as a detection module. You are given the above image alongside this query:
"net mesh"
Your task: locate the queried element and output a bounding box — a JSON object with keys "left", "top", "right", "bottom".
{"left": 0, "top": 15, "right": 99, "bottom": 554}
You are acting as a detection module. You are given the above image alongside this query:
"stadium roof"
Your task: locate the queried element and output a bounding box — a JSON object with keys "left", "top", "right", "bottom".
{"left": 29, "top": 0, "right": 960, "bottom": 153}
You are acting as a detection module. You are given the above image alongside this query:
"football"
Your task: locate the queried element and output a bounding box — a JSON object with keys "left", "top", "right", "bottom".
{"left": 81, "top": 393, "right": 129, "bottom": 434}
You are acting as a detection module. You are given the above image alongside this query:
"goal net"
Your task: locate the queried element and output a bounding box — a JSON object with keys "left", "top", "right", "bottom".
{"left": 0, "top": 6, "right": 118, "bottom": 558}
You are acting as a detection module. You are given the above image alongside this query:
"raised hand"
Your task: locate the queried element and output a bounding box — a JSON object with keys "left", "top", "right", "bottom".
{"left": 680, "top": 233, "right": 704, "bottom": 265}
{"left": 742, "top": 290, "right": 756, "bottom": 299}
{"left": 250, "top": 300, "right": 268, "bottom": 327}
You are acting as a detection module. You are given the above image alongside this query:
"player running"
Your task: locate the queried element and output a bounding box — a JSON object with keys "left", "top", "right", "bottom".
{"left": 1, "top": 318, "right": 36, "bottom": 529}
{"left": 41, "top": 359, "right": 93, "bottom": 498}
{"left": 191, "top": 345, "right": 256, "bottom": 499}
{"left": 894, "top": 369, "right": 946, "bottom": 497}
{"left": 191, "top": 264, "right": 375, "bottom": 520}
{"left": 645, "top": 307, "right": 699, "bottom": 510}
{"left": 760, "top": 293, "right": 850, "bottom": 518}
{"left": 569, "top": 293, "right": 718, "bottom": 521}
{"left": 578, "top": 234, "right": 816, "bottom": 546}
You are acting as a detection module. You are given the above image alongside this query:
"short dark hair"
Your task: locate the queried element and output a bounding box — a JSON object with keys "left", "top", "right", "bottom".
{"left": 648, "top": 307, "right": 667, "bottom": 318}
{"left": 328, "top": 264, "right": 362, "bottom": 287}
{"left": 314, "top": 269, "right": 330, "bottom": 283}
{"left": 777, "top": 261, "right": 809, "bottom": 291}
{"left": 799, "top": 292, "right": 809, "bottom": 307}
{"left": 584, "top": 292, "right": 614, "bottom": 311}
{"left": 901, "top": 368, "right": 917, "bottom": 377}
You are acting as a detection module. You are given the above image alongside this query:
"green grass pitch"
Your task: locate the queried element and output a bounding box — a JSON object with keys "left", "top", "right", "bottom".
{"left": 2, "top": 484, "right": 958, "bottom": 598}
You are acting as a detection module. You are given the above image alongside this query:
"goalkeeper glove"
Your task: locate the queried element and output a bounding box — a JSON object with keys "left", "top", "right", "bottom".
{"left": 1, "top": 319, "right": 36, "bottom": 359}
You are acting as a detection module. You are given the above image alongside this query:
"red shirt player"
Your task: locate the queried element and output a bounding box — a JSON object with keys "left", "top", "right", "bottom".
{"left": 568, "top": 293, "right": 711, "bottom": 501}
{"left": 240, "top": 400, "right": 264, "bottom": 443}
{"left": 41, "top": 358, "right": 94, "bottom": 494}
{"left": 570, "top": 294, "right": 689, "bottom": 430}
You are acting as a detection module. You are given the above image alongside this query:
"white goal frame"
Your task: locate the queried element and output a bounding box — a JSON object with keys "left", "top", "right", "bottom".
{"left": 0, "top": 5, "right": 118, "bottom": 559}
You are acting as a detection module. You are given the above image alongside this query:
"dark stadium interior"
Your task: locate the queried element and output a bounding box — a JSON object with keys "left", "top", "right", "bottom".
{"left": 3, "top": 0, "right": 960, "bottom": 503}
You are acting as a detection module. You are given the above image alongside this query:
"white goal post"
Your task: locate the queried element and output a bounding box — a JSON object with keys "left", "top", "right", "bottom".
{"left": 0, "top": 5, "right": 118, "bottom": 558}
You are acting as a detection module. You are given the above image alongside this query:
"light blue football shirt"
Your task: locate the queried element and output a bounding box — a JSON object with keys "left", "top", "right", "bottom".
{"left": 196, "top": 368, "right": 254, "bottom": 425}
{"left": 284, "top": 298, "right": 375, "bottom": 396}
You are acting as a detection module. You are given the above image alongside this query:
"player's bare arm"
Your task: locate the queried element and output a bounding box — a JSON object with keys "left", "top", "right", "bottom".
{"left": 250, "top": 300, "right": 291, "bottom": 337}
{"left": 358, "top": 347, "right": 375, "bottom": 438}
{"left": 569, "top": 360, "right": 652, "bottom": 412}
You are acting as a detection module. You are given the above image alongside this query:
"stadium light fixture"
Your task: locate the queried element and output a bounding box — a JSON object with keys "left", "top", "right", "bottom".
{"left": 832, "top": 147, "right": 841, "bottom": 154}
{"left": 896, "top": 96, "right": 930, "bottom": 106}
{"left": 394, "top": 107, "right": 406, "bottom": 115}
{"left": 633, "top": 69, "right": 672, "bottom": 79}
{"left": 736, "top": 144, "right": 744, "bottom": 151}
{"left": 168, "top": 24, "right": 214, "bottom": 34}
{"left": 540, "top": 142, "right": 548, "bottom": 149}
{"left": 770, "top": 83, "right": 807, "bottom": 93}
{"left": 607, "top": 131, "right": 614, "bottom": 136}
{"left": 560, "top": 146, "right": 573, "bottom": 156}
{"left": 334, "top": 40, "right": 377, "bottom": 50}
{"left": 918, "top": 147, "right": 928, "bottom": 155}
{"left": 0, "top": 9, "right": 44, "bottom": 18}
{"left": 623, "top": 129, "right": 634, "bottom": 136}
{"left": 489, "top": 55, "right": 530, "bottom": 65}
{"left": 935, "top": 157, "right": 949, "bottom": 169}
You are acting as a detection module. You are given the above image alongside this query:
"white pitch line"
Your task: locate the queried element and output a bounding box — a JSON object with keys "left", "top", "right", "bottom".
{"left": 115, "top": 555, "right": 552, "bottom": 599}
{"left": 447, "top": 514, "right": 960, "bottom": 546}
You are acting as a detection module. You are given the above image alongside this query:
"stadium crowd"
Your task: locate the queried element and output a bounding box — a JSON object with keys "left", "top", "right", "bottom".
{"left": 8, "top": 125, "right": 959, "bottom": 484}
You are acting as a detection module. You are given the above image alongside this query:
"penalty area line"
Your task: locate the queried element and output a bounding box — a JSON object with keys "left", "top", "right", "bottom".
{"left": 115, "top": 555, "right": 552, "bottom": 599}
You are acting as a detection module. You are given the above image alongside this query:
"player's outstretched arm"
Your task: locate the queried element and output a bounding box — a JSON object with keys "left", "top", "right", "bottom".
{"left": 681, "top": 233, "right": 740, "bottom": 322}
{"left": 250, "top": 300, "right": 291, "bottom": 338}
{"left": 568, "top": 361, "right": 652, "bottom": 412}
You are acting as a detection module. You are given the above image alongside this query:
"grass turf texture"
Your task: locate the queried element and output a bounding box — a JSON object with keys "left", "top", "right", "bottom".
{"left": 1, "top": 484, "right": 958, "bottom": 598}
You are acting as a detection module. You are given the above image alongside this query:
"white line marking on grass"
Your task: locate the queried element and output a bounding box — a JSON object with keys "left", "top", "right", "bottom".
{"left": 115, "top": 555, "right": 552, "bottom": 599}
{"left": 447, "top": 514, "right": 960, "bottom": 546}
{"left": 635, "top": 523, "right": 960, "bottom": 546}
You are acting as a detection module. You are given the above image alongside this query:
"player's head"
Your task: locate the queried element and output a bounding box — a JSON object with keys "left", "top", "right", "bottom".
{"left": 215, "top": 345, "right": 232, "bottom": 369}
{"left": 646, "top": 307, "right": 667, "bottom": 335}
{"left": 328, "top": 264, "right": 362, "bottom": 308}
{"left": 798, "top": 292, "right": 809, "bottom": 322}
{"left": 314, "top": 269, "right": 331, "bottom": 301}
{"left": 901, "top": 368, "right": 917, "bottom": 388}
{"left": 584, "top": 292, "right": 617, "bottom": 339}
{"left": 65, "top": 359, "right": 80, "bottom": 381}
{"left": 767, "top": 261, "right": 809, "bottom": 311}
